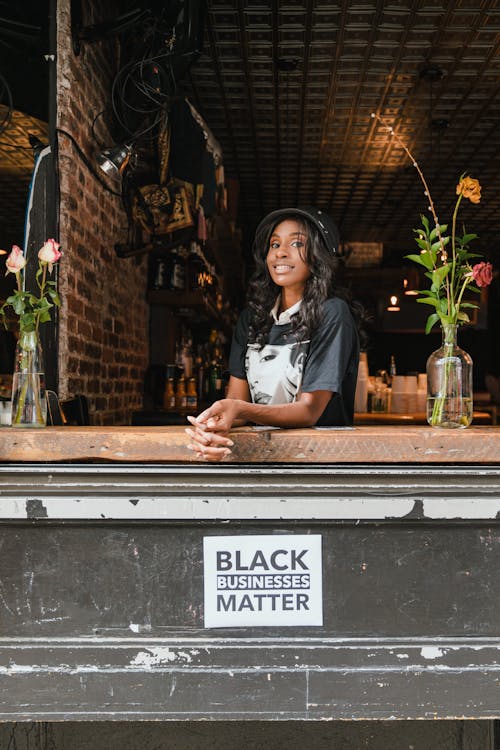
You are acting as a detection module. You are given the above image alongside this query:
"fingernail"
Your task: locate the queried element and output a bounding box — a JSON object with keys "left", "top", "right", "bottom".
{"left": 227, "top": 440, "right": 234, "bottom": 446}
{"left": 223, "top": 449, "right": 232, "bottom": 457}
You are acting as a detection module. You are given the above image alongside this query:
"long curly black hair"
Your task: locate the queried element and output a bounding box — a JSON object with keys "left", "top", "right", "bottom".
{"left": 246, "top": 211, "right": 343, "bottom": 348}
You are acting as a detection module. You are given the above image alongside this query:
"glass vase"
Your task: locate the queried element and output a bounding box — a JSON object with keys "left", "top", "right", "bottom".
{"left": 426, "top": 323, "right": 473, "bottom": 429}
{"left": 11, "top": 330, "right": 47, "bottom": 428}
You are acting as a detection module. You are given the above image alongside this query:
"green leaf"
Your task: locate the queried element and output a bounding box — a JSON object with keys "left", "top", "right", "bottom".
{"left": 414, "top": 237, "right": 430, "bottom": 251}
{"left": 12, "top": 297, "right": 25, "bottom": 315}
{"left": 431, "top": 237, "right": 449, "bottom": 252}
{"left": 439, "top": 298, "right": 449, "bottom": 314}
{"left": 431, "top": 263, "right": 451, "bottom": 289}
{"left": 425, "top": 313, "right": 440, "bottom": 334}
{"left": 457, "top": 311, "right": 470, "bottom": 323}
{"left": 417, "top": 297, "right": 439, "bottom": 308}
{"left": 460, "top": 302, "right": 479, "bottom": 309}
{"left": 405, "top": 252, "right": 432, "bottom": 270}
{"left": 460, "top": 233, "right": 478, "bottom": 244}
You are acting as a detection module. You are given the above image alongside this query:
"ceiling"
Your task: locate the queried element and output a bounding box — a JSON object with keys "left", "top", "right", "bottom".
{"left": 1, "top": 0, "right": 499, "bottom": 273}
{"left": 186, "top": 0, "right": 500, "bottom": 266}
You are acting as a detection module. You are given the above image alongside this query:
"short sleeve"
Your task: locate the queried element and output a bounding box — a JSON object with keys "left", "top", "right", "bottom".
{"left": 301, "top": 298, "right": 359, "bottom": 394}
{"left": 228, "top": 308, "right": 251, "bottom": 380}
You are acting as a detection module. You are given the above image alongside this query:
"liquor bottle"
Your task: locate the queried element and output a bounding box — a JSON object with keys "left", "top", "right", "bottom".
{"left": 168, "top": 246, "right": 186, "bottom": 291}
{"left": 152, "top": 256, "right": 167, "bottom": 290}
{"left": 186, "top": 377, "right": 198, "bottom": 413}
{"left": 175, "top": 376, "right": 187, "bottom": 410}
{"left": 180, "top": 336, "right": 193, "bottom": 378}
{"left": 208, "top": 358, "right": 222, "bottom": 401}
{"left": 208, "top": 345, "right": 224, "bottom": 400}
{"left": 389, "top": 354, "right": 397, "bottom": 388}
{"left": 163, "top": 378, "right": 175, "bottom": 410}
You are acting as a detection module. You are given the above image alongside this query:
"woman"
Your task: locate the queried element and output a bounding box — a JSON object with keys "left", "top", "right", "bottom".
{"left": 186, "top": 206, "right": 360, "bottom": 460}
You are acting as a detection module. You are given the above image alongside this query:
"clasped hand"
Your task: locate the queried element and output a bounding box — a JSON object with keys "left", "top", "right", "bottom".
{"left": 185, "top": 398, "right": 239, "bottom": 461}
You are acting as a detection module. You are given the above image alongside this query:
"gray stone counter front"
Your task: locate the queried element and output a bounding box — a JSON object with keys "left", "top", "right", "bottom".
{"left": 0, "top": 426, "right": 499, "bottom": 721}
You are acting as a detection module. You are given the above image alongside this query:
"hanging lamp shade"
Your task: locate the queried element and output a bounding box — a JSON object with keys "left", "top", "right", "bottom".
{"left": 97, "top": 142, "right": 133, "bottom": 176}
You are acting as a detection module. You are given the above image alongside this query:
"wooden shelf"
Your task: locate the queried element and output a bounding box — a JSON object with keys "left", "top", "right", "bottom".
{"left": 147, "top": 289, "right": 231, "bottom": 334}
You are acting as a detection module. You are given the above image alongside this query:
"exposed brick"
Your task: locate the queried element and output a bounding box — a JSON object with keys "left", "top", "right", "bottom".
{"left": 56, "top": 0, "right": 148, "bottom": 424}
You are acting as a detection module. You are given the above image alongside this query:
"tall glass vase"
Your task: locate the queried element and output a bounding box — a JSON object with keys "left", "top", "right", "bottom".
{"left": 426, "top": 323, "right": 473, "bottom": 429}
{"left": 11, "top": 330, "right": 47, "bottom": 428}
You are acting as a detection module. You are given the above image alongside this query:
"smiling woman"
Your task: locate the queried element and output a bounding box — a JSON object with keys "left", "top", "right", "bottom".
{"left": 185, "top": 206, "right": 361, "bottom": 460}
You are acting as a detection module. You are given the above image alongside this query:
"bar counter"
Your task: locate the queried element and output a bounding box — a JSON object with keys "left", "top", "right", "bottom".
{"left": 0, "top": 423, "right": 499, "bottom": 463}
{"left": 0, "top": 425, "right": 499, "bottom": 722}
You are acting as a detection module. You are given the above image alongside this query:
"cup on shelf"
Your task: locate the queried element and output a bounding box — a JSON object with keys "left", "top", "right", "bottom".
{"left": 405, "top": 375, "right": 418, "bottom": 413}
{"left": 417, "top": 373, "right": 427, "bottom": 412}
{"left": 0, "top": 400, "right": 11, "bottom": 426}
{"left": 390, "top": 375, "right": 407, "bottom": 413}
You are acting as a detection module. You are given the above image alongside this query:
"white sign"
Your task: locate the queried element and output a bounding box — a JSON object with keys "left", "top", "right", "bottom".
{"left": 203, "top": 534, "right": 323, "bottom": 627}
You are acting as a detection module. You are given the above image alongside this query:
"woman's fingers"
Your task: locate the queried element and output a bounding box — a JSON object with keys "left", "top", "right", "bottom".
{"left": 185, "top": 427, "right": 233, "bottom": 448}
{"left": 187, "top": 443, "right": 232, "bottom": 460}
{"left": 185, "top": 427, "right": 234, "bottom": 462}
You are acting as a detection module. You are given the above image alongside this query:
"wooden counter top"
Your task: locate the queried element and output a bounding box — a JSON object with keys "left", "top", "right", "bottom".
{"left": 0, "top": 424, "right": 499, "bottom": 463}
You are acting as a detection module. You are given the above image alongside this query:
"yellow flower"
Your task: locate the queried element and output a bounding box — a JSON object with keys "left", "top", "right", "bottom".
{"left": 456, "top": 176, "right": 481, "bottom": 204}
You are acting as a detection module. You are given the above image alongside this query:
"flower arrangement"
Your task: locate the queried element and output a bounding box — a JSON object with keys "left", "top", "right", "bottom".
{"left": 370, "top": 113, "right": 492, "bottom": 332}
{"left": 1, "top": 240, "right": 62, "bottom": 334}
{"left": 1, "top": 240, "right": 62, "bottom": 427}
{"left": 371, "top": 113, "right": 494, "bottom": 428}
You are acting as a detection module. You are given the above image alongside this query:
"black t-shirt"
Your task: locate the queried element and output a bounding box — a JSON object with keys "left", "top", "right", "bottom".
{"left": 228, "top": 298, "right": 360, "bottom": 426}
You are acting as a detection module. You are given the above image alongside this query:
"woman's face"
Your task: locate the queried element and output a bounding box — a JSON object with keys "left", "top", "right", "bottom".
{"left": 266, "top": 219, "right": 311, "bottom": 294}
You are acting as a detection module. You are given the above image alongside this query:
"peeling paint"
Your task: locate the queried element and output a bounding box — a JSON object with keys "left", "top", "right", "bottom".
{"left": 129, "top": 647, "right": 196, "bottom": 668}
{"left": 25, "top": 499, "right": 48, "bottom": 519}
{"left": 421, "top": 646, "right": 444, "bottom": 660}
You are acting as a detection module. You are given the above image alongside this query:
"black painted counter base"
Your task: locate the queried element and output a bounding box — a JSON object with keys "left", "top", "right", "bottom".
{"left": 0, "top": 462, "right": 499, "bottom": 720}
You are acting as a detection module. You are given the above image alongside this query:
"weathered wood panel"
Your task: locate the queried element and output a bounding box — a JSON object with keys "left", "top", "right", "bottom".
{"left": 0, "top": 425, "right": 499, "bottom": 463}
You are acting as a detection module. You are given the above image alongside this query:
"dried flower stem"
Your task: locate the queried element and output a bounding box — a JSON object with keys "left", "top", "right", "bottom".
{"left": 370, "top": 112, "right": 451, "bottom": 314}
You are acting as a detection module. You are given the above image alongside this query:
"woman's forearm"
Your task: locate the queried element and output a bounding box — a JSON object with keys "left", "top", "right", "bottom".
{"left": 234, "top": 391, "right": 332, "bottom": 428}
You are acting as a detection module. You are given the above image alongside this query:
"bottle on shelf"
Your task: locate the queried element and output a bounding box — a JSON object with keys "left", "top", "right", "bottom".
{"left": 175, "top": 375, "right": 187, "bottom": 411}
{"left": 163, "top": 377, "right": 175, "bottom": 410}
{"left": 180, "top": 335, "right": 193, "bottom": 378}
{"left": 152, "top": 255, "right": 167, "bottom": 290}
{"left": 208, "top": 358, "right": 222, "bottom": 401}
{"left": 167, "top": 245, "right": 186, "bottom": 291}
{"left": 186, "top": 377, "right": 198, "bottom": 413}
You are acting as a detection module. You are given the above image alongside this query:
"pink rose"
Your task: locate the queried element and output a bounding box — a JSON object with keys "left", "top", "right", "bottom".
{"left": 471, "top": 261, "right": 493, "bottom": 288}
{"left": 38, "top": 238, "right": 61, "bottom": 265}
{"left": 5, "top": 245, "right": 27, "bottom": 275}
{"left": 38, "top": 239, "right": 61, "bottom": 272}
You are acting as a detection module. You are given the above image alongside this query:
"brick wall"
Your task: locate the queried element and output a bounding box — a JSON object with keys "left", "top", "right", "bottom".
{"left": 56, "top": 0, "right": 149, "bottom": 425}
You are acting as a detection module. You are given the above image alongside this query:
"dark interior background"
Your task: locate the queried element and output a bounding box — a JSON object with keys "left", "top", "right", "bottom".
{"left": 1, "top": 0, "right": 499, "bottom": 384}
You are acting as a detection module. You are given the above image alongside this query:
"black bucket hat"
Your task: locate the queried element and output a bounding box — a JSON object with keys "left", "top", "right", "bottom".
{"left": 256, "top": 205, "right": 340, "bottom": 255}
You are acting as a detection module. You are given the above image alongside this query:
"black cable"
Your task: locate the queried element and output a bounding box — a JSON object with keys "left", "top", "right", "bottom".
{"left": 56, "top": 128, "right": 123, "bottom": 197}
